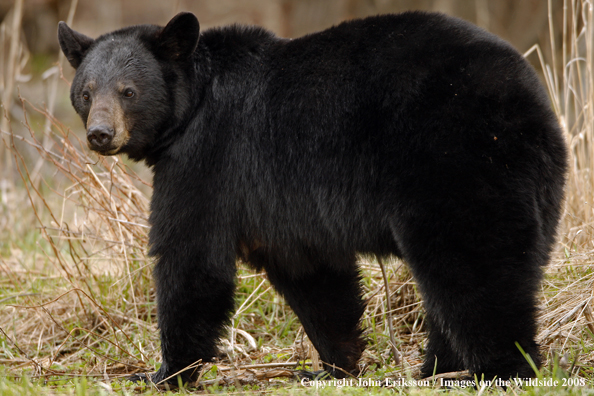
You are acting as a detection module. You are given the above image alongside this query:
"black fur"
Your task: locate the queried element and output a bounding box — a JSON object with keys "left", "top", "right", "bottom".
{"left": 58, "top": 11, "right": 567, "bottom": 382}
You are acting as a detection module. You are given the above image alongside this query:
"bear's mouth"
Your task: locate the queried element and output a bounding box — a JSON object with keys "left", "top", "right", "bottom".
{"left": 89, "top": 145, "right": 122, "bottom": 156}
{"left": 87, "top": 141, "right": 126, "bottom": 156}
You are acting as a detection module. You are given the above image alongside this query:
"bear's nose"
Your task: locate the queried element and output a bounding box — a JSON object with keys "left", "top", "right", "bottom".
{"left": 87, "top": 125, "right": 114, "bottom": 148}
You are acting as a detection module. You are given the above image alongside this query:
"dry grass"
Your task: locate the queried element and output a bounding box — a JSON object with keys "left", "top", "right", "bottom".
{"left": 524, "top": 0, "right": 594, "bottom": 379}
{"left": 0, "top": 0, "right": 594, "bottom": 392}
{"left": 2, "top": 100, "right": 155, "bottom": 380}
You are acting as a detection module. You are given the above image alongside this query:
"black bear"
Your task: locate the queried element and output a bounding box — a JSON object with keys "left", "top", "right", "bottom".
{"left": 58, "top": 11, "right": 567, "bottom": 383}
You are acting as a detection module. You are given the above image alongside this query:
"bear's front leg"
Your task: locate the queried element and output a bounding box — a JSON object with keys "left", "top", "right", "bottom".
{"left": 149, "top": 246, "right": 237, "bottom": 385}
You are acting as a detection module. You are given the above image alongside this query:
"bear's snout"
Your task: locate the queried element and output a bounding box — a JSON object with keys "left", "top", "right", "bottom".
{"left": 85, "top": 95, "right": 130, "bottom": 155}
{"left": 87, "top": 125, "right": 114, "bottom": 149}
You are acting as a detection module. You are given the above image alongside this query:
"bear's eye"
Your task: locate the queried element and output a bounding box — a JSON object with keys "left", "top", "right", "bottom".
{"left": 82, "top": 93, "right": 90, "bottom": 102}
{"left": 123, "top": 89, "right": 135, "bottom": 98}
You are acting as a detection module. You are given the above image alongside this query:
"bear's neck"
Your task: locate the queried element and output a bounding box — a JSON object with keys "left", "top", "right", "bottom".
{"left": 144, "top": 26, "right": 279, "bottom": 168}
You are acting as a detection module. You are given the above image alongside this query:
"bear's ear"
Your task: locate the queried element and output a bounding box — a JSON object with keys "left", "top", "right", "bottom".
{"left": 156, "top": 12, "right": 200, "bottom": 60}
{"left": 58, "top": 22, "right": 94, "bottom": 69}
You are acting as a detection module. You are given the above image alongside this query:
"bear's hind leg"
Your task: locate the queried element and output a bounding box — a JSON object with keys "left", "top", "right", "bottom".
{"left": 420, "top": 268, "right": 541, "bottom": 379}
{"left": 420, "top": 320, "right": 465, "bottom": 378}
{"left": 390, "top": 166, "right": 551, "bottom": 380}
{"left": 399, "top": 218, "right": 543, "bottom": 380}
{"left": 264, "top": 254, "right": 366, "bottom": 378}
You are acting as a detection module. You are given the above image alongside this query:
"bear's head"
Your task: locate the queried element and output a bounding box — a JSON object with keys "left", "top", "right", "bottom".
{"left": 58, "top": 13, "right": 200, "bottom": 162}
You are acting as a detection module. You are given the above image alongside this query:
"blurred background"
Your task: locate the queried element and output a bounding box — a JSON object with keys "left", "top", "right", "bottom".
{"left": 0, "top": 0, "right": 562, "bottom": 54}
{"left": 0, "top": 0, "right": 566, "bottom": 178}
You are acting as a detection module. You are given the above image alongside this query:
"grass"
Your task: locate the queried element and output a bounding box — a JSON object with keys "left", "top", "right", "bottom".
{"left": 2, "top": 0, "right": 594, "bottom": 394}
